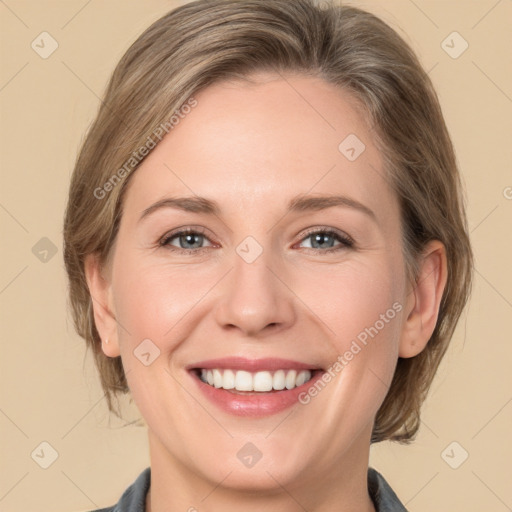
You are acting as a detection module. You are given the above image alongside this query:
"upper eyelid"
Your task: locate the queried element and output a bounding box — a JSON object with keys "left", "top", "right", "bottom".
{"left": 160, "top": 226, "right": 213, "bottom": 245}
{"left": 299, "top": 226, "right": 353, "bottom": 244}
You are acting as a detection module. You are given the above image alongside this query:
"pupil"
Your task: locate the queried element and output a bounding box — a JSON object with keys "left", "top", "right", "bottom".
{"left": 182, "top": 233, "right": 201, "bottom": 248}
{"left": 314, "top": 233, "right": 332, "bottom": 248}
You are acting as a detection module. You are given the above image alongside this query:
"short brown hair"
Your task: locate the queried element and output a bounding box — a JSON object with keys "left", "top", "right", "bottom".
{"left": 63, "top": 0, "right": 473, "bottom": 443}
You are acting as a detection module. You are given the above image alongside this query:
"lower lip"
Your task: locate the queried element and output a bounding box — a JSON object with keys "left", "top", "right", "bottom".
{"left": 190, "top": 370, "right": 325, "bottom": 417}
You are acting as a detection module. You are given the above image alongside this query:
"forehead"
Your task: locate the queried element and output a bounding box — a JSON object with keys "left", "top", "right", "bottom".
{"left": 122, "top": 72, "right": 397, "bottom": 226}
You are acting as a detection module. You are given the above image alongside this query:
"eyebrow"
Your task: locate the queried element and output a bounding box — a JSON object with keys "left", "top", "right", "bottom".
{"left": 139, "top": 194, "right": 376, "bottom": 222}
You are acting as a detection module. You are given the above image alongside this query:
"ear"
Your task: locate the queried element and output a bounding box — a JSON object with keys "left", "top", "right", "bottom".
{"left": 399, "top": 240, "right": 448, "bottom": 358}
{"left": 84, "top": 253, "right": 121, "bottom": 358}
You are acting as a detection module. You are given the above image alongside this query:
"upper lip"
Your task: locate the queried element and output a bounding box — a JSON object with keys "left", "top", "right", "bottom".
{"left": 187, "top": 357, "right": 323, "bottom": 372}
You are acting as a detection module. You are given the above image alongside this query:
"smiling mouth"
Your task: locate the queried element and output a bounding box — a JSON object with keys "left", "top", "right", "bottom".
{"left": 193, "top": 368, "right": 318, "bottom": 393}
{"left": 188, "top": 358, "right": 326, "bottom": 416}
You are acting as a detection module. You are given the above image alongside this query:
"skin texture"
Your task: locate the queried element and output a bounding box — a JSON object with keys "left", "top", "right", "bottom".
{"left": 85, "top": 72, "right": 447, "bottom": 512}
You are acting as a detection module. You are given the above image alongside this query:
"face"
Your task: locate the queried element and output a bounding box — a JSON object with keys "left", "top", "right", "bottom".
{"left": 99, "top": 73, "right": 412, "bottom": 492}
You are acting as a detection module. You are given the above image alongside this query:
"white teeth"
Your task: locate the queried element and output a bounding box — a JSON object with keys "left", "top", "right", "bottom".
{"left": 273, "top": 370, "right": 286, "bottom": 390}
{"left": 235, "top": 370, "right": 253, "bottom": 391}
{"left": 213, "top": 369, "right": 223, "bottom": 388}
{"left": 296, "top": 371, "right": 307, "bottom": 386}
{"left": 199, "top": 369, "right": 313, "bottom": 392}
{"left": 223, "top": 369, "right": 235, "bottom": 390}
{"left": 253, "top": 371, "right": 273, "bottom": 392}
{"left": 285, "top": 370, "right": 297, "bottom": 390}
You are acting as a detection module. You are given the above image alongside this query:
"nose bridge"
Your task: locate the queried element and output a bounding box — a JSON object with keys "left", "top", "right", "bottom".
{"left": 213, "top": 238, "right": 295, "bottom": 336}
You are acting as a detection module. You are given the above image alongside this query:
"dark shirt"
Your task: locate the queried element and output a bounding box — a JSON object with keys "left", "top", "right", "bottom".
{"left": 90, "top": 466, "right": 408, "bottom": 511}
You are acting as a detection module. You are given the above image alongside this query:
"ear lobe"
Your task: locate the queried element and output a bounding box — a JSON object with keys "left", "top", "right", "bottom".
{"left": 399, "top": 240, "right": 448, "bottom": 358}
{"left": 84, "top": 253, "right": 121, "bottom": 358}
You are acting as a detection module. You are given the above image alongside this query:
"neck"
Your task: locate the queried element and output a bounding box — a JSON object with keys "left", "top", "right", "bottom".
{"left": 145, "top": 428, "right": 376, "bottom": 512}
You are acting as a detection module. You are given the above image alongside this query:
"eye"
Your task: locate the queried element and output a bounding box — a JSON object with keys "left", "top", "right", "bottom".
{"left": 297, "top": 228, "right": 354, "bottom": 253}
{"left": 158, "top": 227, "right": 354, "bottom": 255}
{"left": 159, "top": 228, "right": 214, "bottom": 253}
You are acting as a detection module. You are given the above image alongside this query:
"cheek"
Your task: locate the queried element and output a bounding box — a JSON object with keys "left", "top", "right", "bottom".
{"left": 304, "top": 259, "right": 403, "bottom": 341}
{"left": 308, "top": 259, "right": 404, "bottom": 394}
{"left": 111, "top": 258, "right": 215, "bottom": 348}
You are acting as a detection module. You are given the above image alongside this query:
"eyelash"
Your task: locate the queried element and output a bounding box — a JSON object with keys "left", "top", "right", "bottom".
{"left": 158, "top": 226, "right": 355, "bottom": 255}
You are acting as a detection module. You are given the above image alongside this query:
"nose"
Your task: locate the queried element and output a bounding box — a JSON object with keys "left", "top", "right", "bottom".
{"left": 213, "top": 248, "right": 296, "bottom": 337}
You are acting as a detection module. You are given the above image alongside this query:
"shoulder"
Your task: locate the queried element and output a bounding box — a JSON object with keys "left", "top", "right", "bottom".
{"left": 368, "top": 466, "right": 408, "bottom": 512}
{"left": 87, "top": 467, "right": 151, "bottom": 512}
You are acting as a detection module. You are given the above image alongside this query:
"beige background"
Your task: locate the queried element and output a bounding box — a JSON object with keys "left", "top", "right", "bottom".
{"left": 1, "top": 0, "right": 511, "bottom": 511}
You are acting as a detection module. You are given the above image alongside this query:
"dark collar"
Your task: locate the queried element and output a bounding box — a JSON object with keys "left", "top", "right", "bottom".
{"left": 368, "top": 467, "right": 408, "bottom": 511}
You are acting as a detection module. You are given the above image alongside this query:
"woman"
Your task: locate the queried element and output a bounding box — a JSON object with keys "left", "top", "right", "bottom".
{"left": 63, "top": 1, "right": 473, "bottom": 510}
